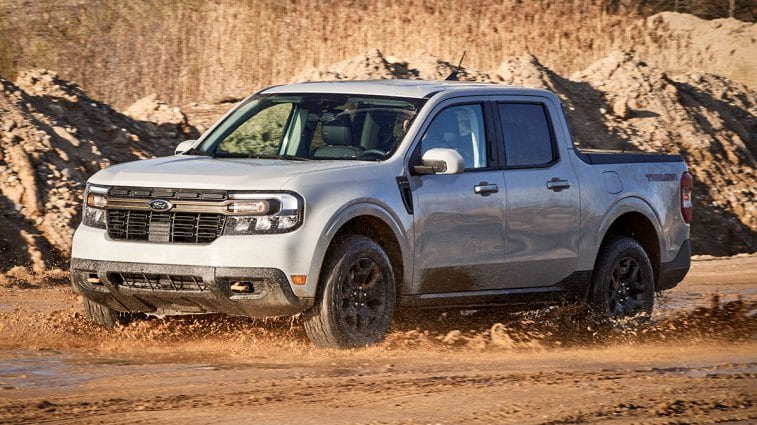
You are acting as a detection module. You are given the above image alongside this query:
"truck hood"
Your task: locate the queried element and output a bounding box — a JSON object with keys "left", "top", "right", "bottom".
{"left": 88, "top": 155, "right": 369, "bottom": 190}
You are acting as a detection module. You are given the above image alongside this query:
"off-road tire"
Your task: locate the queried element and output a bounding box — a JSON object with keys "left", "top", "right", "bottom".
{"left": 83, "top": 298, "right": 138, "bottom": 327}
{"left": 590, "top": 237, "right": 655, "bottom": 322}
{"left": 303, "top": 235, "right": 396, "bottom": 348}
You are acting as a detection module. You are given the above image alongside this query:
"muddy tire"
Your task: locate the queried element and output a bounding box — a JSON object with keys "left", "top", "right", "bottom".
{"left": 590, "top": 237, "right": 654, "bottom": 321}
{"left": 304, "top": 235, "right": 396, "bottom": 348}
{"left": 83, "top": 298, "right": 137, "bottom": 327}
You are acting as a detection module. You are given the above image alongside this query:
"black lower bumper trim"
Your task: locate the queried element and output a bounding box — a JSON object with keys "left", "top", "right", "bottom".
{"left": 70, "top": 258, "right": 312, "bottom": 318}
{"left": 656, "top": 239, "right": 691, "bottom": 291}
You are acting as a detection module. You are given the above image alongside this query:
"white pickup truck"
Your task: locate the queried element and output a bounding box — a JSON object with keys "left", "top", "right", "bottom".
{"left": 71, "top": 80, "right": 692, "bottom": 347}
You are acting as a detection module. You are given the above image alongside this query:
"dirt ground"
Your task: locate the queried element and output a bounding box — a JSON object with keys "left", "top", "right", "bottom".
{"left": 0, "top": 255, "right": 755, "bottom": 424}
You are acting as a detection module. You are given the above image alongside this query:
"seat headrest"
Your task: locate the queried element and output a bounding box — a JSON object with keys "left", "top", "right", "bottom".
{"left": 322, "top": 115, "right": 352, "bottom": 146}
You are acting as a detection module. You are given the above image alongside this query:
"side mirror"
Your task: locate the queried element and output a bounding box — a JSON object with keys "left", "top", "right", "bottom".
{"left": 413, "top": 148, "right": 465, "bottom": 175}
{"left": 174, "top": 140, "right": 196, "bottom": 155}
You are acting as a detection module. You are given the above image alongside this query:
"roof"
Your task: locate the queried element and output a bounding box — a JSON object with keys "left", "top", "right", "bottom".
{"left": 260, "top": 80, "right": 555, "bottom": 99}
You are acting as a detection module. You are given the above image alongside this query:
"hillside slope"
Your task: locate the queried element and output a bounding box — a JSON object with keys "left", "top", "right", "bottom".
{"left": 0, "top": 70, "right": 193, "bottom": 282}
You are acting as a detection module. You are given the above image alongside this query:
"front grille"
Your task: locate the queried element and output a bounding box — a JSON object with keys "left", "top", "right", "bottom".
{"left": 108, "top": 187, "right": 227, "bottom": 200}
{"left": 107, "top": 210, "right": 226, "bottom": 243}
{"left": 108, "top": 272, "right": 208, "bottom": 291}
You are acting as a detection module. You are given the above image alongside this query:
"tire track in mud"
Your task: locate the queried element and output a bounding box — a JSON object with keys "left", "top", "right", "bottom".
{"left": 1, "top": 365, "right": 754, "bottom": 424}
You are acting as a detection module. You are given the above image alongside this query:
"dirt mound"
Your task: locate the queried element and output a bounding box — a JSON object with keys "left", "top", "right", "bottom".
{"left": 0, "top": 69, "right": 195, "bottom": 282}
{"left": 2, "top": 46, "right": 755, "bottom": 284}
{"left": 292, "top": 48, "right": 409, "bottom": 81}
{"left": 405, "top": 51, "right": 491, "bottom": 82}
{"left": 570, "top": 52, "right": 756, "bottom": 253}
{"left": 124, "top": 93, "right": 191, "bottom": 139}
{"left": 292, "top": 48, "right": 491, "bottom": 83}
{"left": 629, "top": 12, "right": 757, "bottom": 90}
{"left": 292, "top": 49, "right": 756, "bottom": 255}
{"left": 495, "top": 54, "right": 557, "bottom": 89}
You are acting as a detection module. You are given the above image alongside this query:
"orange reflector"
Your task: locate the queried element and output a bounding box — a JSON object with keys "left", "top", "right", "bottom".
{"left": 291, "top": 275, "right": 307, "bottom": 285}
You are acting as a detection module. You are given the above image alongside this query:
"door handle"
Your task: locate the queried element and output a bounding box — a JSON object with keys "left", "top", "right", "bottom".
{"left": 474, "top": 182, "right": 499, "bottom": 196}
{"left": 546, "top": 177, "right": 571, "bottom": 192}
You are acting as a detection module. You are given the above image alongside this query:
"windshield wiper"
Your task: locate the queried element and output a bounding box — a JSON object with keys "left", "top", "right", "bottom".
{"left": 213, "top": 152, "right": 311, "bottom": 161}
{"left": 251, "top": 153, "right": 311, "bottom": 161}
{"left": 186, "top": 147, "right": 213, "bottom": 157}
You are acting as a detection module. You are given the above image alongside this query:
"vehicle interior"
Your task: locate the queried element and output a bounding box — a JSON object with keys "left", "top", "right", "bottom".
{"left": 205, "top": 94, "right": 422, "bottom": 161}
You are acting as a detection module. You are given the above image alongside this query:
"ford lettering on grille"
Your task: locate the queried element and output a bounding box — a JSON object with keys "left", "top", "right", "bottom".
{"left": 148, "top": 199, "right": 173, "bottom": 212}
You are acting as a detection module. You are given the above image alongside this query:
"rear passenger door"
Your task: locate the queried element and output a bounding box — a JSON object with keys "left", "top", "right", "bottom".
{"left": 493, "top": 97, "right": 580, "bottom": 288}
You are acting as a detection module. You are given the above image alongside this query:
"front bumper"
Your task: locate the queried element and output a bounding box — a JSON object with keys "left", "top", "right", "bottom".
{"left": 71, "top": 224, "right": 320, "bottom": 298}
{"left": 70, "top": 258, "right": 313, "bottom": 317}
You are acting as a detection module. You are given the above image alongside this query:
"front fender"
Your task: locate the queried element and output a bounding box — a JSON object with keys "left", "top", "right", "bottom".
{"left": 304, "top": 199, "right": 412, "bottom": 298}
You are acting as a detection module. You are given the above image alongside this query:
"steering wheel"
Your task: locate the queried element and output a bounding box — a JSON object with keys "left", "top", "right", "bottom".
{"left": 358, "top": 149, "right": 387, "bottom": 161}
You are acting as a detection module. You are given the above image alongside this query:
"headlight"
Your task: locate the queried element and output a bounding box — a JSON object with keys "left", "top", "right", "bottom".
{"left": 226, "top": 199, "right": 270, "bottom": 215}
{"left": 86, "top": 193, "right": 108, "bottom": 208}
{"left": 82, "top": 184, "right": 109, "bottom": 229}
{"left": 223, "top": 192, "right": 302, "bottom": 234}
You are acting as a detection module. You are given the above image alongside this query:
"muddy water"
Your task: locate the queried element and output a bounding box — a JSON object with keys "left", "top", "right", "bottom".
{"left": 0, "top": 289, "right": 753, "bottom": 358}
{"left": 0, "top": 255, "right": 755, "bottom": 424}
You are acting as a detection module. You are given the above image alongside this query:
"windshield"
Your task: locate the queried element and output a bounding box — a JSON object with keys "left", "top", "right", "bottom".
{"left": 196, "top": 93, "right": 425, "bottom": 161}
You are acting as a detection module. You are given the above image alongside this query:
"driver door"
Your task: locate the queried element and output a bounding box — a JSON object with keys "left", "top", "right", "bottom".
{"left": 410, "top": 100, "right": 508, "bottom": 294}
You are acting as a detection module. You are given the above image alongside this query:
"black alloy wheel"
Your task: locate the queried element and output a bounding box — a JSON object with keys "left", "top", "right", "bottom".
{"left": 590, "top": 237, "right": 654, "bottom": 321}
{"left": 606, "top": 256, "right": 648, "bottom": 317}
{"left": 338, "top": 257, "right": 390, "bottom": 334}
{"left": 304, "top": 235, "right": 396, "bottom": 348}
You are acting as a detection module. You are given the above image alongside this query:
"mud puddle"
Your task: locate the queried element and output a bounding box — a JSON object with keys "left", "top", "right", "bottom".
{"left": 0, "top": 350, "right": 90, "bottom": 390}
{"left": 0, "top": 291, "right": 753, "bottom": 362}
{"left": 1, "top": 256, "right": 754, "bottom": 359}
{"left": 0, "top": 255, "right": 755, "bottom": 423}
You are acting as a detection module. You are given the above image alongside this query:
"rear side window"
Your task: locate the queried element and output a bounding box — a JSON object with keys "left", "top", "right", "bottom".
{"left": 498, "top": 103, "right": 555, "bottom": 167}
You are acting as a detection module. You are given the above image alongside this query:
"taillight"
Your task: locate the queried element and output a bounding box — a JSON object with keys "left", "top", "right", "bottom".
{"left": 680, "top": 171, "right": 693, "bottom": 224}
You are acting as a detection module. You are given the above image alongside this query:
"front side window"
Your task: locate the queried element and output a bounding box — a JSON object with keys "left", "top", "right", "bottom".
{"left": 420, "top": 104, "right": 487, "bottom": 169}
{"left": 198, "top": 94, "right": 424, "bottom": 161}
{"left": 498, "top": 103, "right": 555, "bottom": 167}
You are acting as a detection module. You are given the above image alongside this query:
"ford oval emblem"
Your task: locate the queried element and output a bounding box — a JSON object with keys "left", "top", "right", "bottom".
{"left": 148, "top": 199, "right": 173, "bottom": 212}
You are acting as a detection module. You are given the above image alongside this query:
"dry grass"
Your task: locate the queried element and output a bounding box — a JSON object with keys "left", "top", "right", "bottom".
{"left": 0, "top": 0, "right": 654, "bottom": 107}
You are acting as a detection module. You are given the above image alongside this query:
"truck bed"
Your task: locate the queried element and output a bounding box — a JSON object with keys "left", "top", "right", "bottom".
{"left": 575, "top": 149, "right": 684, "bottom": 164}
